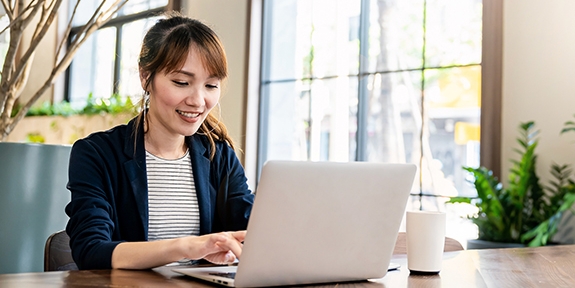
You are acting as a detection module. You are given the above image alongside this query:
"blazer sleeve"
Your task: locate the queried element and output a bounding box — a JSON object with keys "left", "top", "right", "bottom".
{"left": 65, "top": 138, "right": 123, "bottom": 270}
{"left": 212, "top": 142, "right": 255, "bottom": 232}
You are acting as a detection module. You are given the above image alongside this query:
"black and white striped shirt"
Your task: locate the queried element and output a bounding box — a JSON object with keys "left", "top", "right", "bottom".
{"left": 146, "top": 150, "right": 200, "bottom": 241}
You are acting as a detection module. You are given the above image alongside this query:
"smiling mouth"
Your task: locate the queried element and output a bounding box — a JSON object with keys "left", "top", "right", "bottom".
{"left": 177, "top": 110, "right": 201, "bottom": 118}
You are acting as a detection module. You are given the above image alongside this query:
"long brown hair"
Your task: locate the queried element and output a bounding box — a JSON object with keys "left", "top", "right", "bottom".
{"left": 134, "top": 12, "right": 235, "bottom": 159}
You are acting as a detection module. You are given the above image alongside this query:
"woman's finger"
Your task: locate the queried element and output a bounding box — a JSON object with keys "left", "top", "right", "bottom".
{"left": 230, "top": 230, "right": 246, "bottom": 242}
{"left": 215, "top": 232, "right": 244, "bottom": 259}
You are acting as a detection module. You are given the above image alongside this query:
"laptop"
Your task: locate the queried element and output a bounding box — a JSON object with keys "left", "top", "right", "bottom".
{"left": 174, "top": 160, "right": 416, "bottom": 287}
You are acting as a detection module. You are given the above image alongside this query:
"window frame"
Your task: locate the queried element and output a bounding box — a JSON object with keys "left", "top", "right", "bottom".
{"left": 253, "top": 0, "right": 501, "bottom": 192}
{"left": 479, "top": 0, "right": 502, "bottom": 178}
{"left": 64, "top": 2, "right": 180, "bottom": 102}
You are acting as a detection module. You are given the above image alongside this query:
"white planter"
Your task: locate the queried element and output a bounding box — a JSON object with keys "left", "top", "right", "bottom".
{"left": 0, "top": 142, "right": 71, "bottom": 273}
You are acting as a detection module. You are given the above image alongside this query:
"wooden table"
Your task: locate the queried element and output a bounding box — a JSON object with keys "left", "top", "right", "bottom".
{"left": 2, "top": 245, "right": 575, "bottom": 287}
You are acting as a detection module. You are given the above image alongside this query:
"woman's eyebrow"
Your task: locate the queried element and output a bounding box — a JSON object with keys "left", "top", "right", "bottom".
{"left": 172, "top": 70, "right": 219, "bottom": 80}
{"left": 173, "top": 70, "right": 195, "bottom": 77}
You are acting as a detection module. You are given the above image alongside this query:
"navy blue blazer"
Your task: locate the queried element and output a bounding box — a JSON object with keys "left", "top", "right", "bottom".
{"left": 65, "top": 117, "right": 254, "bottom": 270}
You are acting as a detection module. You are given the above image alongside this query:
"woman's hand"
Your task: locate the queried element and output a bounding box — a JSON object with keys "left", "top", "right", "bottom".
{"left": 111, "top": 231, "right": 247, "bottom": 269}
{"left": 179, "top": 231, "right": 246, "bottom": 265}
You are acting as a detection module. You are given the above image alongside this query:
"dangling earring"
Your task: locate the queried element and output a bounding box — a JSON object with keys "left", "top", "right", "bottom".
{"left": 144, "top": 91, "right": 150, "bottom": 108}
{"left": 143, "top": 90, "right": 150, "bottom": 118}
{"left": 197, "top": 102, "right": 221, "bottom": 136}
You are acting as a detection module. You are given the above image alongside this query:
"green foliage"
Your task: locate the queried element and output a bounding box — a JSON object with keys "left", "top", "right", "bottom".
{"left": 81, "top": 93, "right": 136, "bottom": 115}
{"left": 447, "top": 121, "right": 575, "bottom": 247}
{"left": 25, "top": 133, "right": 45, "bottom": 143}
{"left": 13, "top": 93, "right": 137, "bottom": 117}
{"left": 562, "top": 114, "right": 575, "bottom": 135}
{"left": 26, "top": 101, "right": 77, "bottom": 116}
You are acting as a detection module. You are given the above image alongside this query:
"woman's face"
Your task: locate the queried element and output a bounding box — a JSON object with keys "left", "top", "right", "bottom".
{"left": 142, "top": 47, "right": 221, "bottom": 138}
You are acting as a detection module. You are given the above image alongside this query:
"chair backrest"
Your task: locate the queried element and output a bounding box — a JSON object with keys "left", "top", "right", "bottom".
{"left": 393, "top": 232, "right": 464, "bottom": 254}
{"left": 44, "top": 230, "right": 78, "bottom": 271}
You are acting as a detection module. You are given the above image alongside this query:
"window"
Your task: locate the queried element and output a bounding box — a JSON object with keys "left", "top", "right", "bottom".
{"left": 259, "top": 0, "right": 483, "bottom": 242}
{"left": 0, "top": 6, "right": 9, "bottom": 70}
{"left": 66, "top": 0, "right": 169, "bottom": 106}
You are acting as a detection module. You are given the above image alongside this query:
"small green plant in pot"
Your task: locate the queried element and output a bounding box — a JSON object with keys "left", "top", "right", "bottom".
{"left": 448, "top": 121, "right": 575, "bottom": 247}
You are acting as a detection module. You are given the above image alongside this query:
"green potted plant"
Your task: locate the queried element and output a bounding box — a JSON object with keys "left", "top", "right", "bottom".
{"left": 7, "top": 93, "right": 137, "bottom": 144}
{"left": 448, "top": 121, "right": 575, "bottom": 248}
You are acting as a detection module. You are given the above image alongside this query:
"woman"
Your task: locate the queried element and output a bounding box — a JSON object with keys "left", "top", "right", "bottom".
{"left": 65, "top": 13, "right": 254, "bottom": 270}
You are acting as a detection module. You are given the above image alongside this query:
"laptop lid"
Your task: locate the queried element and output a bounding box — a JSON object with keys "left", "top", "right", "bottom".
{"left": 175, "top": 160, "right": 416, "bottom": 287}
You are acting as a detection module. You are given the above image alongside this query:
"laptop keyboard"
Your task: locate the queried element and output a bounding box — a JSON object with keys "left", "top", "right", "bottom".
{"left": 210, "top": 272, "right": 236, "bottom": 279}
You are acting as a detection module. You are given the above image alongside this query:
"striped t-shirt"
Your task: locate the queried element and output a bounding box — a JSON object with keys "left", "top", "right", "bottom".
{"left": 146, "top": 150, "right": 200, "bottom": 241}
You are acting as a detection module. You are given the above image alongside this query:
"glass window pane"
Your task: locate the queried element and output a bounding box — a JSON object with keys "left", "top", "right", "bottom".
{"left": 263, "top": 0, "right": 311, "bottom": 82}
{"left": 365, "top": 71, "right": 422, "bottom": 163}
{"left": 310, "top": 0, "right": 362, "bottom": 78}
{"left": 0, "top": 15, "right": 9, "bottom": 69}
{"left": 118, "top": 0, "right": 168, "bottom": 16}
{"left": 263, "top": 0, "right": 362, "bottom": 82}
{"left": 69, "top": 27, "right": 116, "bottom": 105}
{"left": 367, "top": 0, "right": 425, "bottom": 73}
{"left": 70, "top": 1, "right": 101, "bottom": 26}
{"left": 261, "top": 81, "right": 311, "bottom": 160}
{"left": 425, "top": 0, "right": 482, "bottom": 67}
{"left": 70, "top": 0, "right": 167, "bottom": 26}
{"left": 424, "top": 66, "right": 481, "bottom": 198}
{"left": 118, "top": 17, "right": 162, "bottom": 98}
{"left": 262, "top": 77, "right": 358, "bottom": 162}
{"left": 308, "top": 77, "right": 358, "bottom": 162}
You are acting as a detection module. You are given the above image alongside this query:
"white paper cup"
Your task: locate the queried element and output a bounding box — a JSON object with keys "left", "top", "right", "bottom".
{"left": 406, "top": 210, "right": 446, "bottom": 274}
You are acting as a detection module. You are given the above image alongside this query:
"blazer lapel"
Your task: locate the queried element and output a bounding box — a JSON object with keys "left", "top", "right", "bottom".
{"left": 188, "top": 135, "right": 212, "bottom": 235}
{"left": 123, "top": 118, "right": 149, "bottom": 239}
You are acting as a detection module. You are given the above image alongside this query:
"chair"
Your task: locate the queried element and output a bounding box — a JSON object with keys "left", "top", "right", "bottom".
{"left": 44, "top": 230, "right": 78, "bottom": 271}
{"left": 393, "top": 232, "right": 464, "bottom": 254}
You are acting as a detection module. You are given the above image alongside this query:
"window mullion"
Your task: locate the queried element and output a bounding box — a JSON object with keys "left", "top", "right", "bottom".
{"left": 256, "top": 1, "right": 274, "bottom": 177}
{"left": 113, "top": 24, "right": 122, "bottom": 95}
{"left": 356, "top": 0, "right": 370, "bottom": 162}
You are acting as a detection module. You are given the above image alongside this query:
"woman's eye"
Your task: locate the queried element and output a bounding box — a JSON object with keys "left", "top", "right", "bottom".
{"left": 172, "top": 80, "right": 188, "bottom": 86}
{"left": 206, "top": 84, "right": 219, "bottom": 89}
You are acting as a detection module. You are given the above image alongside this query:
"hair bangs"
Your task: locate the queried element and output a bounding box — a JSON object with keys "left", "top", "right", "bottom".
{"left": 191, "top": 29, "right": 228, "bottom": 80}
{"left": 156, "top": 26, "right": 193, "bottom": 74}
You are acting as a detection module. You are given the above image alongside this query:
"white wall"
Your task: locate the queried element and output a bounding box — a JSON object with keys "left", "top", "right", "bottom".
{"left": 502, "top": 1, "right": 575, "bottom": 187}
{"left": 503, "top": 0, "right": 575, "bottom": 242}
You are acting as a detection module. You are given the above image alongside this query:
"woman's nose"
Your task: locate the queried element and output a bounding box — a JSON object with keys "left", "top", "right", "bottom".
{"left": 184, "top": 88, "right": 204, "bottom": 106}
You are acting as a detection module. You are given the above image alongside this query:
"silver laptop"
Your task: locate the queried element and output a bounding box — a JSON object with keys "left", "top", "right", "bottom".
{"left": 174, "top": 160, "right": 416, "bottom": 287}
